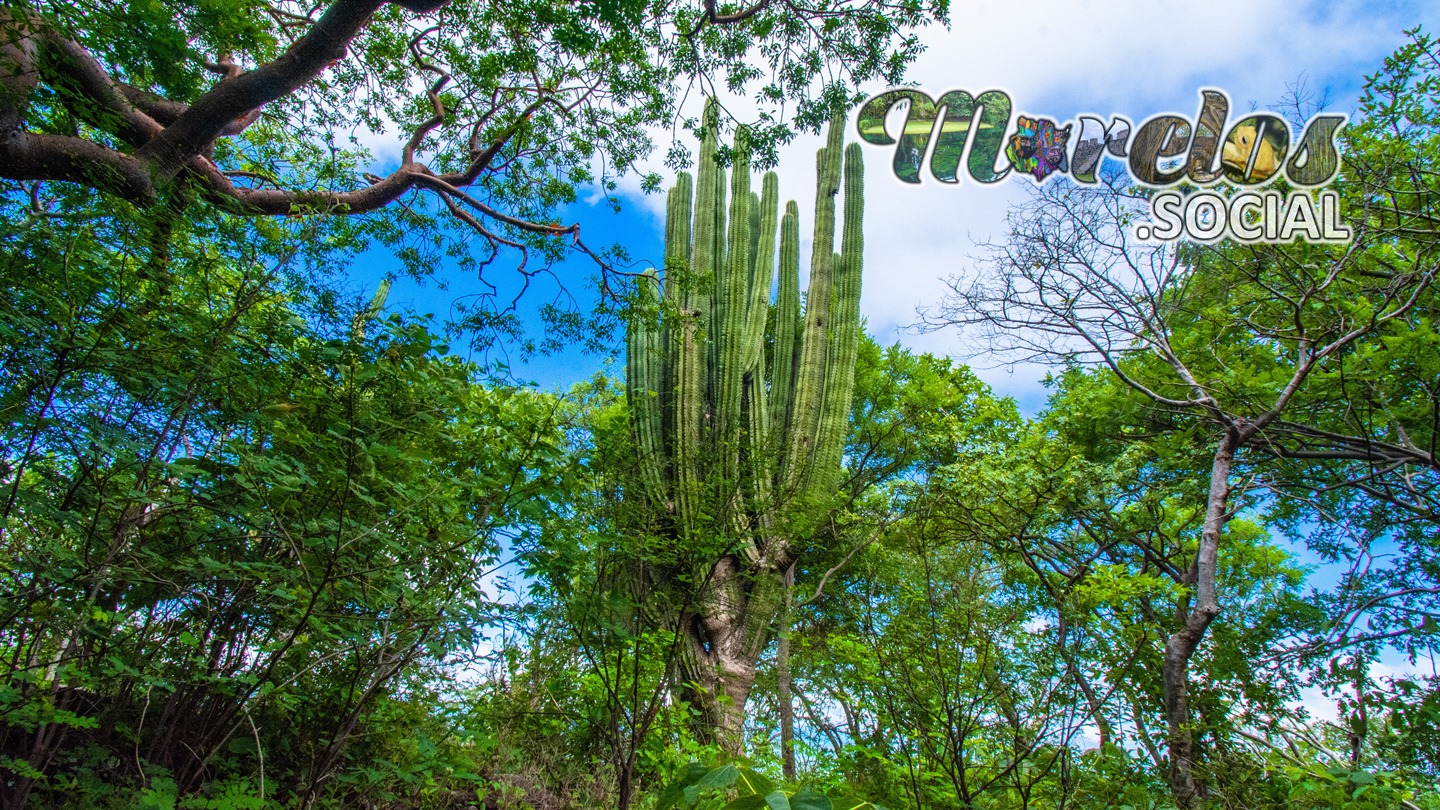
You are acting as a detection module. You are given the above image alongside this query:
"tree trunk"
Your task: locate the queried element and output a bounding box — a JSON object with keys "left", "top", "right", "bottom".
{"left": 677, "top": 638, "right": 756, "bottom": 754}
{"left": 617, "top": 758, "right": 636, "bottom": 810}
{"left": 778, "top": 563, "right": 796, "bottom": 779}
{"left": 675, "top": 556, "right": 784, "bottom": 755}
{"left": 1161, "top": 430, "right": 1237, "bottom": 809}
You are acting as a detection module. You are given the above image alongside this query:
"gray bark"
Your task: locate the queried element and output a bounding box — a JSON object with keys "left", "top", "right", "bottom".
{"left": 675, "top": 556, "right": 784, "bottom": 755}
{"left": 778, "top": 563, "right": 796, "bottom": 778}
{"left": 1162, "top": 429, "right": 1238, "bottom": 809}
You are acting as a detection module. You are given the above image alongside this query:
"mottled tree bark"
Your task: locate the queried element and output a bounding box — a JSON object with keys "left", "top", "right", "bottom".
{"left": 675, "top": 557, "right": 785, "bottom": 755}
{"left": 778, "top": 563, "right": 796, "bottom": 779}
{"left": 1162, "top": 429, "right": 1238, "bottom": 809}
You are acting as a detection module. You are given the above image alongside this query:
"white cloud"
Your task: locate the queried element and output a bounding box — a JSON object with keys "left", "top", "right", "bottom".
{"left": 599, "top": 0, "right": 1439, "bottom": 404}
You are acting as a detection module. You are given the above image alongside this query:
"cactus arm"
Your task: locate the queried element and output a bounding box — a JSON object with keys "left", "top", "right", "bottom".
{"left": 813, "top": 143, "right": 865, "bottom": 495}
{"left": 680, "top": 117, "right": 721, "bottom": 534}
{"left": 661, "top": 173, "right": 694, "bottom": 460}
{"left": 744, "top": 369, "right": 773, "bottom": 534}
{"left": 716, "top": 133, "right": 752, "bottom": 487}
{"left": 673, "top": 310, "right": 703, "bottom": 535}
{"left": 708, "top": 136, "right": 727, "bottom": 430}
{"left": 748, "top": 191, "right": 762, "bottom": 280}
{"left": 744, "top": 173, "right": 779, "bottom": 375}
{"left": 735, "top": 173, "right": 780, "bottom": 528}
{"left": 628, "top": 267, "right": 669, "bottom": 509}
{"left": 768, "top": 201, "right": 801, "bottom": 457}
{"left": 781, "top": 117, "right": 845, "bottom": 494}
{"left": 690, "top": 103, "right": 719, "bottom": 450}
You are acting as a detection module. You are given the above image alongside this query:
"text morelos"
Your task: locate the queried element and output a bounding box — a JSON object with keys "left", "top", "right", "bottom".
{"left": 856, "top": 88, "right": 1351, "bottom": 244}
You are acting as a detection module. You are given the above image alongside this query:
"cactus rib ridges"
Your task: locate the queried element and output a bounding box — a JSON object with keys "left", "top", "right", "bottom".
{"left": 629, "top": 268, "right": 668, "bottom": 508}
{"left": 624, "top": 103, "right": 863, "bottom": 548}
{"left": 768, "top": 202, "right": 801, "bottom": 460}
{"left": 814, "top": 143, "right": 865, "bottom": 493}
{"left": 782, "top": 121, "right": 844, "bottom": 494}
{"left": 744, "top": 173, "right": 779, "bottom": 376}
{"left": 661, "top": 173, "right": 693, "bottom": 460}
{"left": 716, "top": 134, "right": 751, "bottom": 483}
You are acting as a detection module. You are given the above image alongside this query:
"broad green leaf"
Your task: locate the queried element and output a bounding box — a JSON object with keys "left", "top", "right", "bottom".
{"left": 788, "top": 788, "right": 832, "bottom": 810}
{"left": 830, "top": 796, "right": 884, "bottom": 810}
{"left": 655, "top": 763, "right": 710, "bottom": 810}
{"left": 735, "top": 768, "right": 776, "bottom": 797}
{"left": 695, "top": 764, "right": 740, "bottom": 792}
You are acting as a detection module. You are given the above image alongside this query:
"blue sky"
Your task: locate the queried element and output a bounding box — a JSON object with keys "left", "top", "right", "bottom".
{"left": 344, "top": 0, "right": 1440, "bottom": 715}
{"left": 354, "top": 0, "right": 1440, "bottom": 413}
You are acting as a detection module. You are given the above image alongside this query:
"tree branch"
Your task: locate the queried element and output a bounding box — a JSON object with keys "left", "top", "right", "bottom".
{"left": 138, "top": 0, "right": 447, "bottom": 176}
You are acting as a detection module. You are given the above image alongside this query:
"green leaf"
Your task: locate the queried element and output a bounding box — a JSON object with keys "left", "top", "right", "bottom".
{"left": 695, "top": 764, "right": 740, "bottom": 792}
{"left": 764, "top": 791, "right": 793, "bottom": 810}
{"left": 788, "top": 788, "right": 832, "bottom": 810}
{"left": 735, "top": 768, "right": 776, "bottom": 797}
{"left": 656, "top": 763, "right": 710, "bottom": 810}
{"left": 1349, "top": 770, "right": 1377, "bottom": 785}
{"left": 830, "top": 796, "right": 883, "bottom": 810}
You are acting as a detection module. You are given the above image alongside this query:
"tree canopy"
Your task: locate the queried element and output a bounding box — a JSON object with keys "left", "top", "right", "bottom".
{"left": 0, "top": 0, "right": 941, "bottom": 264}
{"left": 5, "top": 8, "right": 1440, "bottom": 810}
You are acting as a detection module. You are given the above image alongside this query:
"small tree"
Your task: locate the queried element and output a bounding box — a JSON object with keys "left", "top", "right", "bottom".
{"left": 925, "top": 140, "right": 1437, "bottom": 804}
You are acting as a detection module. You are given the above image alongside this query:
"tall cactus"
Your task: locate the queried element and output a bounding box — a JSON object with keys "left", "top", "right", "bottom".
{"left": 626, "top": 102, "right": 864, "bottom": 542}
{"left": 623, "top": 100, "right": 864, "bottom": 752}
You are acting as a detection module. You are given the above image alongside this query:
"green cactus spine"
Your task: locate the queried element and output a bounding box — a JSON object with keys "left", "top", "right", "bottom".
{"left": 813, "top": 143, "right": 865, "bottom": 494}
{"left": 623, "top": 102, "right": 863, "bottom": 754}
{"left": 627, "top": 104, "right": 862, "bottom": 536}
{"left": 780, "top": 118, "right": 846, "bottom": 497}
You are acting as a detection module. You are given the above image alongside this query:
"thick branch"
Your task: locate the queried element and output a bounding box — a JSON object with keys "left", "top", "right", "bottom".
{"left": 0, "top": 131, "right": 154, "bottom": 201}
{"left": 193, "top": 158, "right": 424, "bottom": 215}
{"left": 139, "top": 0, "right": 446, "bottom": 175}
{"left": 684, "top": 0, "right": 774, "bottom": 37}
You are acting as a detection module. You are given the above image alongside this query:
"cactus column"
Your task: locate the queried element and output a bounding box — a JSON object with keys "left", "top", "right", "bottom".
{"left": 624, "top": 102, "right": 864, "bottom": 753}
